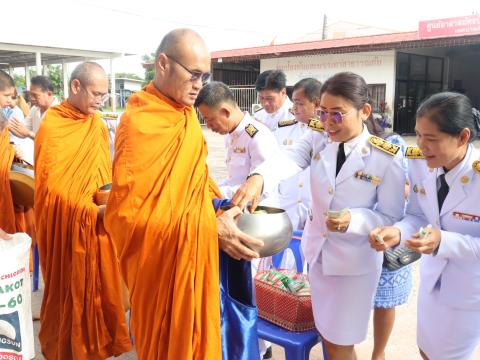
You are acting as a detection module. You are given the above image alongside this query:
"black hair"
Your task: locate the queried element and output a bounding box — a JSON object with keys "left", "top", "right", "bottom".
{"left": 255, "top": 70, "right": 286, "bottom": 92}
{"left": 416, "top": 92, "right": 479, "bottom": 142}
{"left": 31, "top": 75, "right": 54, "bottom": 92}
{"left": 0, "top": 70, "right": 15, "bottom": 91}
{"left": 194, "top": 81, "right": 237, "bottom": 108}
{"left": 320, "top": 72, "right": 369, "bottom": 109}
{"left": 292, "top": 78, "right": 322, "bottom": 102}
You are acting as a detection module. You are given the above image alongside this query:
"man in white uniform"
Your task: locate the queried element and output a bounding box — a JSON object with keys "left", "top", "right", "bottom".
{"left": 274, "top": 78, "right": 322, "bottom": 230}
{"left": 254, "top": 70, "right": 294, "bottom": 132}
{"left": 196, "top": 81, "right": 279, "bottom": 201}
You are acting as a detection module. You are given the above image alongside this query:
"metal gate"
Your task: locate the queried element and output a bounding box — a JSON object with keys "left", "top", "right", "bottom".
{"left": 197, "top": 86, "right": 258, "bottom": 125}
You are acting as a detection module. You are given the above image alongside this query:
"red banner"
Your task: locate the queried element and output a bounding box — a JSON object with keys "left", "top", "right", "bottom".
{"left": 419, "top": 15, "right": 480, "bottom": 38}
{"left": 0, "top": 352, "right": 22, "bottom": 360}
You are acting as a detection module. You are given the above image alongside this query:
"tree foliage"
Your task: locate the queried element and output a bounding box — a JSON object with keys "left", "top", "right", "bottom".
{"left": 142, "top": 53, "right": 155, "bottom": 85}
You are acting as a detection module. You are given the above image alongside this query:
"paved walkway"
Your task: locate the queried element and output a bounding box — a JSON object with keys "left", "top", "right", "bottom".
{"left": 31, "top": 128, "right": 480, "bottom": 359}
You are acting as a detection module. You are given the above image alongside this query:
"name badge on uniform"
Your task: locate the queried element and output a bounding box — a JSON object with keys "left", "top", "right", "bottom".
{"left": 355, "top": 171, "right": 381, "bottom": 185}
{"left": 453, "top": 211, "right": 480, "bottom": 223}
{"left": 233, "top": 146, "right": 246, "bottom": 153}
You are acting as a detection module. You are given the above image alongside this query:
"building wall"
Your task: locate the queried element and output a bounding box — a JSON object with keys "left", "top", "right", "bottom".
{"left": 261, "top": 50, "right": 396, "bottom": 111}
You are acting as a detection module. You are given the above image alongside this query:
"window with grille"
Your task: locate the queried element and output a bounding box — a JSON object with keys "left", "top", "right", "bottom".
{"left": 368, "top": 84, "right": 386, "bottom": 113}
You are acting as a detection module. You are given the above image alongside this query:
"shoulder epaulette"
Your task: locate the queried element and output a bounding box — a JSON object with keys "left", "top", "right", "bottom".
{"left": 404, "top": 146, "right": 424, "bottom": 159}
{"left": 278, "top": 119, "right": 297, "bottom": 128}
{"left": 368, "top": 135, "right": 400, "bottom": 156}
{"left": 473, "top": 160, "right": 480, "bottom": 174}
{"left": 254, "top": 107, "right": 263, "bottom": 113}
{"left": 245, "top": 124, "right": 259, "bottom": 138}
{"left": 307, "top": 118, "right": 325, "bottom": 132}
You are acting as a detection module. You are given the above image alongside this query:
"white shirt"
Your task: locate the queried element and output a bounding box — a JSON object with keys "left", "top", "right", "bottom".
{"left": 218, "top": 112, "right": 280, "bottom": 200}
{"left": 397, "top": 144, "right": 480, "bottom": 310}
{"left": 6, "top": 106, "right": 35, "bottom": 165}
{"left": 24, "top": 98, "right": 59, "bottom": 134}
{"left": 256, "top": 126, "right": 407, "bottom": 275}
{"left": 273, "top": 120, "right": 312, "bottom": 229}
{"left": 253, "top": 98, "right": 294, "bottom": 132}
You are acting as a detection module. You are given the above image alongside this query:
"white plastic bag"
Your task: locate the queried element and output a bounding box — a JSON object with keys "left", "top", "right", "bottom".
{"left": 0, "top": 233, "right": 34, "bottom": 360}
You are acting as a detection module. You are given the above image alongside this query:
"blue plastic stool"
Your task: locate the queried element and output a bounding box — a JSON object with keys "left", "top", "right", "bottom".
{"left": 257, "top": 230, "right": 328, "bottom": 360}
{"left": 33, "top": 245, "right": 39, "bottom": 291}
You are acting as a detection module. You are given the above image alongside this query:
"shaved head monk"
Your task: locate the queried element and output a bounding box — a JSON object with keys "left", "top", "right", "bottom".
{"left": 104, "top": 28, "right": 263, "bottom": 359}
{"left": 34, "top": 62, "right": 131, "bottom": 359}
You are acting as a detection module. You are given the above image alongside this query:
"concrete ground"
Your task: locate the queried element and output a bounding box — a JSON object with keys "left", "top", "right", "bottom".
{"left": 31, "top": 128, "right": 480, "bottom": 359}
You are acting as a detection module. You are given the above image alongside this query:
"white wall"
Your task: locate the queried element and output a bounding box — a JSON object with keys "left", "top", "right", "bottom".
{"left": 261, "top": 50, "right": 396, "bottom": 110}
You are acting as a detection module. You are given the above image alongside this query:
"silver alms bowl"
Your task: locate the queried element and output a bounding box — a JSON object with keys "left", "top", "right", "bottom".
{"left": 230, "top": 205, "right": 293, "bottom": 258}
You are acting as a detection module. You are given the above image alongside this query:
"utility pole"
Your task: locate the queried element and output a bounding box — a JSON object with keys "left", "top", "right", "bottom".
{"left": 322, "top": 14, "right": 328, "bottom": 40}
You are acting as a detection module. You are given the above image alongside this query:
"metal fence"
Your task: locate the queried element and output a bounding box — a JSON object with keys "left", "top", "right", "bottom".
{"left": 197, "top": 86, "right": 258, "bottom": 125}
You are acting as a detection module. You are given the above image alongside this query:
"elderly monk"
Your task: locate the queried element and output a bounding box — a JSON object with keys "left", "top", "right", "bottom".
{"left": 104, "top": 28, "right": 263, "bottom": 359}
{"left": 34, "top": 62, "right": 131, "bottom": 359}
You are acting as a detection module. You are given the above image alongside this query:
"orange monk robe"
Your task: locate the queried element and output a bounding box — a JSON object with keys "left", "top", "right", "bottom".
{"left": 1, "top": 127, "right": 36, "bottom": 269}
{"left": 0, "top": 127, "right": 16, "bottom": 233}
{"left": 34, "top": 101, "right": 132, "bottom": 360}
{"left": 105, "top": 82, "right": 222, "bottom": 360}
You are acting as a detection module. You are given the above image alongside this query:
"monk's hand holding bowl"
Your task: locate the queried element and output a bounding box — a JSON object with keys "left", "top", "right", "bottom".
{"left": 217, "top": 206, "right": 264, "bottom": 261}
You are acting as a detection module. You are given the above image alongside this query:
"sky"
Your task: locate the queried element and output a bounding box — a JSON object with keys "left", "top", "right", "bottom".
{"left": 3, "top": 0, "right": 479, "bottom": 77}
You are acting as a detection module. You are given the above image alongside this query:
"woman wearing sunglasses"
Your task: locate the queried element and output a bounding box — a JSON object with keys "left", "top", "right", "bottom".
{"left": 369, "top": 92, "right": 480, "bottom": 360}
{"left": 232, "top": 72, "right": 406, "bottom": 360}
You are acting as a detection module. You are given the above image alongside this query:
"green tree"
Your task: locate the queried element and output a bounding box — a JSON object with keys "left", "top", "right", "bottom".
{"left": 46, "top": 65, "right": 64, "bottom": 99}
{"left": 115, "top": 72, "right": 143, "bottom": 80}
{"left": 142, "top": 53, "right": 155, "bottom": 85}
{"left": 13, "top": 74, "right": 26, "bottom": 89}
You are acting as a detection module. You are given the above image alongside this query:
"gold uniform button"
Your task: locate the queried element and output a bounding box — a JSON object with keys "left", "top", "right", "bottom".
{"left": 461, "top": 176, "right": 469, "bottom": 184}
{"left": 328, "top": 187, "right": 334, "bottom": 195}
{"left": 361, "top": 147, "right": 369, "bottom": 154}
{"left": 299, "top": 183, "right": 304, "bottom": 188}
{"left": 297, "top": 199, "right": 303, "bottom": 203}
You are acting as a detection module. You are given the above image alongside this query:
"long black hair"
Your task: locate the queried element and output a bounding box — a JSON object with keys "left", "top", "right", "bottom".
{"left": 417, "top": 92, "right": 479, "bottom": 142}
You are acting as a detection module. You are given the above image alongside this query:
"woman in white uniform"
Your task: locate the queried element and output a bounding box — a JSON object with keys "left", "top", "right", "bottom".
{"left": 232, "top": 72, "right": 406, "bottom": 360}
{"left": 370, "top": 92, "right": 480, "bottom": 360}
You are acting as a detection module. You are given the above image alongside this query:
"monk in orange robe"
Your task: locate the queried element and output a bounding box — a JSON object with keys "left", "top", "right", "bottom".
{"left": 35, "top": 62, "right": 131, "bottom": 359}
{"left": 0, "top": 71, "right": 18, "bottom": 233}
{"left": 104, "top": 29, "right": 263, "bottom": 359}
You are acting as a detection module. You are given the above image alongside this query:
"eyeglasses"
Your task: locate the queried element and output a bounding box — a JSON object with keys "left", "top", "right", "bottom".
{"left": 166, "top": 55, "right": 211, "bottom": 85}
{"left": 315, "top": 109, "right": 355, "bottom": 123}
{"left": 80, "top": 82, "right": 109, "bottom": 104}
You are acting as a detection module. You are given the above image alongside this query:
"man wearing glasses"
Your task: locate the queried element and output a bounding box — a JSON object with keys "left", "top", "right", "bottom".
{"left": 105, "top": 28, "right": 263, "bottom": 360}
{"left": 34, "top": 62, "right": 132, "bottom": 359}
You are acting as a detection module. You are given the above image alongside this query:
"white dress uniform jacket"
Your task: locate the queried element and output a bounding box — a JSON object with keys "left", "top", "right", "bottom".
{"left": 397, "top": 144, "right": 480, "bottom": 309}
{"left": 254, "top": 98, "right": 294, "bottom": 132}
{"left": 396, "top": 144, "right": 480, "bottom": 359}
{"left": 257, "top": 125, "right": 406, "bottom": 275}
{"left": 273, "top": 120, "right": 311, "bottom": 229}
{"left": 218, "top": 112, "right": 280, "bottom": 200}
